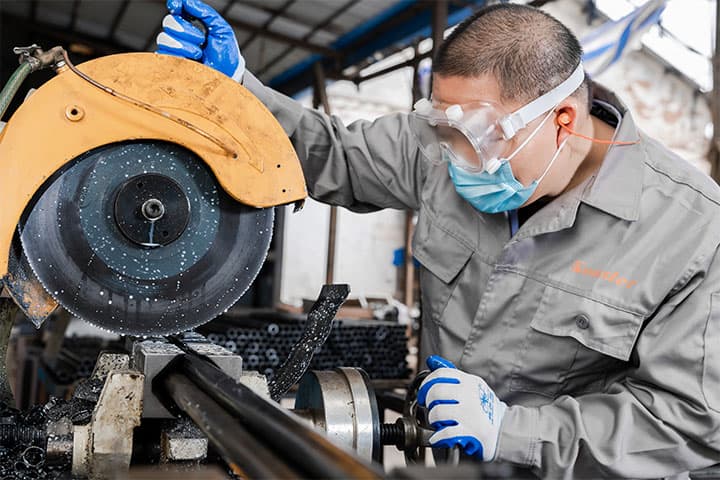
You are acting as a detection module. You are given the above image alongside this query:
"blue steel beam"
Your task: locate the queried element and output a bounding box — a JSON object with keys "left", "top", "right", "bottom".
{"left": 268, "top": 0, "right": 487, "bottom": 96}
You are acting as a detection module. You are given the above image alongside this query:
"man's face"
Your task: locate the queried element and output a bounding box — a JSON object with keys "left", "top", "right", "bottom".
{"left": 432, "top": 74, "right": 566, "bottom": 204}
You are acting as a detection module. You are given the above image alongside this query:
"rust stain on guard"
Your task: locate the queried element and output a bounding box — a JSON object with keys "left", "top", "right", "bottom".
{"left": 4, "top": 272, "right": 57, "bottom": 325}
{"left": 4, "top": 242, "right": 57, "bottom": 325}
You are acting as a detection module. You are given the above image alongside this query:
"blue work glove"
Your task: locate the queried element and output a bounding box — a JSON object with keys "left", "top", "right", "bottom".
{"left": 156, "top": 0, "right": 245, "bottom": 81}
{"left": 417, "top": 355, "right": 507, "bottom": 461}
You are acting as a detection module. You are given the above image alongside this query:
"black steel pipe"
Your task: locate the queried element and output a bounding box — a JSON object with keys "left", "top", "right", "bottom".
{"left": 175, "top": 353, "right": 383, "bottom": 479}
{"left": 160, "top": 371, "right": 298, "bottom": 479}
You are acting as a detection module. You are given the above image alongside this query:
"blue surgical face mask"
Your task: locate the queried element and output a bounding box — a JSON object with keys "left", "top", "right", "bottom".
{"left": 448, "top": 137, "right": 568, "bottom": 214}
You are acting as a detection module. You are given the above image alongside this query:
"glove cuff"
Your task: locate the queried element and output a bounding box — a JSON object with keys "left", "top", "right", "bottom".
{"left": 231, "top": 56, "right": 246, "bottom": 83}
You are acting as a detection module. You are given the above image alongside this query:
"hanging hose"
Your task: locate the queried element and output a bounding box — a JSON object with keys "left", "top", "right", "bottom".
{"left": 0, "top": 62, "right": 32, "bottom": 121}
{"left": 0, "top": 45, "right": 65, "bottom": 121}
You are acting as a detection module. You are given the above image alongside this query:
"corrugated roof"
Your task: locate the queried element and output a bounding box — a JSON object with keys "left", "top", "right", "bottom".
{"left": 0, "top": 0, "right": 407, "bottom": 84}
{"left": 1, "top": 0, "right": 496, "bottom": 101}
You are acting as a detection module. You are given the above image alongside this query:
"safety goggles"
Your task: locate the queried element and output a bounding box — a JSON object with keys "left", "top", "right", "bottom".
{"left": 410, "top": 63, "right": 585, "bottom": 174}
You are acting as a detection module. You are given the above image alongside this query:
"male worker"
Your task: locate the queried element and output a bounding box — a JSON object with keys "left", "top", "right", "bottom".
{"left": 157, "top": 1, "right": 720, "bottom": 477}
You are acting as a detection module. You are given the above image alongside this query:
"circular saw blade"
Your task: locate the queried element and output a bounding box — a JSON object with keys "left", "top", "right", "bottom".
{"left": 20, "top": 141, "right": 274, "bottom": 335}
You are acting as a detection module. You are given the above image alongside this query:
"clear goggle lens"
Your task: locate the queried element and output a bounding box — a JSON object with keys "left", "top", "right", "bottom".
{"left": 410, "top": 101, "right": 509, "bottom": 173}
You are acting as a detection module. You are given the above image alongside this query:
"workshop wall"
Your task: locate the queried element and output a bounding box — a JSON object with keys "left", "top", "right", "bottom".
{"left": 280, "top": 75, "right": 413, "bottom": 306}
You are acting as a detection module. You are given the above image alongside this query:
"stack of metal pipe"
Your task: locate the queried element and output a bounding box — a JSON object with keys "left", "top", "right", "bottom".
{"left": 201, "top": 315, "right": 410, "bottom": 381}
{"left": 46, "top": 337, "right": 123, "bottom": 385}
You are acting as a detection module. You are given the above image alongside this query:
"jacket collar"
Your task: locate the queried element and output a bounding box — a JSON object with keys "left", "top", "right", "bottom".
{"left": 514, "top": 85, "right": 644, "bottom": 241}
{"left": 580, "top": 84, "right": 645, "bottom": 222}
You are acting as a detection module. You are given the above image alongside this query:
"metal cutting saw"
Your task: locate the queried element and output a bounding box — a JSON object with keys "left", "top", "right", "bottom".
{"left": 0, "top": 45, "right": 307, "bottom": 336}
{"left": 0, "top": 47, "right": 468, "bottom": 480}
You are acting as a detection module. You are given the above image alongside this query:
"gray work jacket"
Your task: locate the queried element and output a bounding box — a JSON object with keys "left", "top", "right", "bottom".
{"left": 243, "top": 72, "right": 720, "bottom": 478}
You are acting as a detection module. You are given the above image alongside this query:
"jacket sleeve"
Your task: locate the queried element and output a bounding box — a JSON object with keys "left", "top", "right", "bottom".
{"left": 242, "top": 71, "right": 427, "bottom": 212}
{"left": 495, "top": 248, "right": 720, "bottom": 478}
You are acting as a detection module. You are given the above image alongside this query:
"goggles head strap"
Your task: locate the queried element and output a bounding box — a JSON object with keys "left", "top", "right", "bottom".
{"left": 498, "top": 63, "right": 585, "bottom": 139}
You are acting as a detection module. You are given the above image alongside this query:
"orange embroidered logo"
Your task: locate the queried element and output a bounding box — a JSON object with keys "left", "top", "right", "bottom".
{"left": 572, "top": 260, "right": 638, "bottom": 289}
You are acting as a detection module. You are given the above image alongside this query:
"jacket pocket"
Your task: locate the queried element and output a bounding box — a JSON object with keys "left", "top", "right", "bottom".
{"left": 414, "top": 219, "right": 473, "bottom": 326}
{"left": 510, "top": 284, "right": 644, "bottom": 397}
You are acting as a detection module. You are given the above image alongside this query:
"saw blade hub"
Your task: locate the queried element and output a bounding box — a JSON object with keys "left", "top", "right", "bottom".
{"left": 113, "top": 173, "right": 190, "bottom": 248}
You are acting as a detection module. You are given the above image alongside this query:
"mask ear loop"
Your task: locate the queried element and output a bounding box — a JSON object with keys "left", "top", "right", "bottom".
{"left": 557, "top": 113, "right": 639, "bottom": 146}
{"left": 502, "top": 108, "right": 557, "bottom": 164}
{"left": 535, "top": 137, "right": 569, "bottom": 185}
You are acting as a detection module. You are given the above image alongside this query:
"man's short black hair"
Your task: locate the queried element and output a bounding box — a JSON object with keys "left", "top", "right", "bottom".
{"left": 434, "top": 3, "right": 590, "bottom": 108}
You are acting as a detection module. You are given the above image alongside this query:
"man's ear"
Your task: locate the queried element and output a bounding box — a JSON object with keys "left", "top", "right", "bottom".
{"left": 556, "top": 100, "right": 579, "bottom": 146}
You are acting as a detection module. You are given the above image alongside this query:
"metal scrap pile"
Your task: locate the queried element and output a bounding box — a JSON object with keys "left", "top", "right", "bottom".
{"left": 201, "top": 315, "right": 410, "bottom": 381}
{"left": 0, "top": 398, "right": 74, "bottom": 479}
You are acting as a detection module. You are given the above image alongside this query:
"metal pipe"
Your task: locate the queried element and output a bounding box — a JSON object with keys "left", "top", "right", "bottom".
{"left": 711, "top": 0, "right": 720, "bottom": 183}
{"left": 432, "top": 0, "right": 448, "bottom": 58}
{"left": 326, "top": 205, "right": 338, "bottom": 284}
{"left": 106, "top": 0, "right": 130, "bottom": 41}
{"left": 0, "top": 299, "right": 18, "bottom": 404}
{"left": 256, "top": 0, "right": 356, "bottom": 77}
{"left": 172, "top": 353, "right": 384, "bottom": 479}
{"left": 430, "top": 0, "right": 448, "bottom": 95}
{"left": 239, "top": 0, "right": 296, "bottom": 51}
{"left": 312, "top": 62, "right": 339, "bottom": 286}
{"left": 160, "top": 371, "right": 297, "bottom": 479}
{"left": 353, "top": 50, "right": 432, "bottom": 85}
